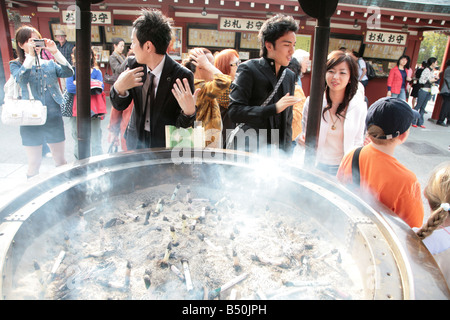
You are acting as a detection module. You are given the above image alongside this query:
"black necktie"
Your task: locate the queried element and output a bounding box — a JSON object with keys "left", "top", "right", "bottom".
{"left": 144, "top": 72, "right": 155, "bottom": 111}
{"left": 143, "top": 72, "right": 155, "bottom": 133}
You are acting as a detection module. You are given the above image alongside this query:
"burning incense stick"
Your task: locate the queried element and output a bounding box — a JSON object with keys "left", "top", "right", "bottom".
{"left": 181, "top": 259, "right": 193, "bottom": 292}
{"left": 49, "top": 250, "right": 66, "bottom": 281}
{"left": 64, "top": 232, "right": 70, "bottom": 251}
{"left": 158, "top": 243, "right": 172, "bottom": 268}
{"left": 143, "top": 275, "right": 151, "bottom": 289}
{"left": 185, "top": 187, "right": 191, "bottom": 203}
{"left": 209, "top": 273, "right": 248, "bottom": 299}
{"left": 135, "top": 202, "right": 148, "bottom": 209}
{"left": 170, "top": 264, "right": 185, "bottom": 281}
{"left": 125, "top": 261, "right": 132, "bottom": 287}
{"left": 232, "top": 248, "right": 241, "bottom": 272}
{"left": 33, "top": 260, "right": 44, "bottom": 286}
{"left": 163, "top": 243, "right": 172, "bottom": 263}
{"left": 144, "top": 211, "right": 151, "bottom": 225}
{"left": 181, "top": 214, "right": 187, "bottom": 233}
{"left": 155, "top": 198, "right": 164, "bottom": 214}
{"left": 171, "top": 183, "right": 181, "bottom": 200}
{"left": 170, "top": 225, "right": 179, "bottom": 246}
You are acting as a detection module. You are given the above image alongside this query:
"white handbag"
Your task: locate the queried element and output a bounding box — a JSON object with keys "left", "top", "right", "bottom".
{"left": 1, "top": 77, "right": 47, "bottom": 126}
{"left": 431, "top": 85, "right": 439, "bottom": 96}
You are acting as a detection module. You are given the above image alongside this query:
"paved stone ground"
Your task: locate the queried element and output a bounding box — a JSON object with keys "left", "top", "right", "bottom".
{"left": 0, "top": 97, "right": 449, "bottom": 224}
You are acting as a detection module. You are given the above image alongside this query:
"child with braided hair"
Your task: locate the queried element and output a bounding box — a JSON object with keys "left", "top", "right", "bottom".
{"left": 415, "top": 161, "right": 450, "bottom": 288}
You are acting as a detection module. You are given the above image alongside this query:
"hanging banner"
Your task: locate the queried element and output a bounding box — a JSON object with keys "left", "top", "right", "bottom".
{"left": 219, "top": 17, "right": 266, "bottom": 32}
{"left": 62, "top": 10, "right": 112, "bottom": 25}
{"left": 364, "top": 30, "right": 408, "bottom": 46}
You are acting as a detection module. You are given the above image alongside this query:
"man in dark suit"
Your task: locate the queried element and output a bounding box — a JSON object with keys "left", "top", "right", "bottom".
{"left": 111, "top": 9, "right": 198, "bottom": 150}
{"left": 228, "top": 14, "right": 301, "bottom": 153}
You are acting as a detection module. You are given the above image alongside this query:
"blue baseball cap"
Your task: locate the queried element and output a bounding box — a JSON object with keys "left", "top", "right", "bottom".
{"left": 366, "top": 97, "right": 419, "bottom": 139}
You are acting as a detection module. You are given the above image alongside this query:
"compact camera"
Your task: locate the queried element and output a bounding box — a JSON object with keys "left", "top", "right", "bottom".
{"left": 33, "top": 39, "right": 45, "bottom": 48}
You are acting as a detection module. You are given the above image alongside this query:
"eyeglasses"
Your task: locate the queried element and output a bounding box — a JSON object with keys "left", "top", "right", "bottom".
{"left": 230, "top": 61, "right": 241, "bottom": 67}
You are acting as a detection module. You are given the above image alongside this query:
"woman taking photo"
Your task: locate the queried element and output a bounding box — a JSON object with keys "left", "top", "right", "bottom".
{"left": 387, "top": 55, "right": 411, "bottom": 101}
{"left": 300, "top": 50, "right": 367, "bottom": 175}
{"left": 413, "top": 57, "right": 439, "bottom": 128}
{"left": 10, "top": 26, "right": 73, "bottom": 179}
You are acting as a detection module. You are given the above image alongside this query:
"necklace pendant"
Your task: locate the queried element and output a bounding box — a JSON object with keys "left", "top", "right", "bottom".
{"left": 331, "top": 125, "right": 336, "bottom": 130}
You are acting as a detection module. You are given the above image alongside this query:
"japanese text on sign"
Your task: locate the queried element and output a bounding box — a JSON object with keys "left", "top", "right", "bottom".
{"left": 62, "top": 10, "right": 112, "bottom": 25}
{"left": 220, "top": 17, "right": 266, "bottom": 32}
{"left": 364, "top": 31, "right": 407, "bottom": 46}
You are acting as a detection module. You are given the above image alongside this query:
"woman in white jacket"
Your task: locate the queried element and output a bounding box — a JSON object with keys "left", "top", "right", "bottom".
{"left": 300, "top": 50, "right": 367, "bottom": 175}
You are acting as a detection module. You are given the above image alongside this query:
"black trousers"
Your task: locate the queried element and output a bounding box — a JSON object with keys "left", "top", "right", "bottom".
{"left": 136, "top": 130, "right": 151, "bottom": 149}
{"left": 438, "top": 95, "right": 450, "bottom": 124}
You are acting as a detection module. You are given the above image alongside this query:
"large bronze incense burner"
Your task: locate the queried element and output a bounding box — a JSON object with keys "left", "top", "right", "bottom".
{"left": 0, "top": 150, "right": 448, "bottom": 299}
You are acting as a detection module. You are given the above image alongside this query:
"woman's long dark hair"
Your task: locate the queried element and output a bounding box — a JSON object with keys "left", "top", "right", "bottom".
{"left": 323, "top": 50, "right": 359, "bottom": 120}
{"left": 426, "top": 57, "right": 437, "bottom": 70}
{"left": 15, "top": 26, "right": 42, "bottom": 64}
{"left": 397, "top": 55, "right": 411, "bottom": 69}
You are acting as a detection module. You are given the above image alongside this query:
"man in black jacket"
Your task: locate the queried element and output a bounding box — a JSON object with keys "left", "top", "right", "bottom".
{"left": 111, "top": 9, "right": 198, "bottom": 150}
{"left": 228, "top": 14, "right": 301, "bottom": 153}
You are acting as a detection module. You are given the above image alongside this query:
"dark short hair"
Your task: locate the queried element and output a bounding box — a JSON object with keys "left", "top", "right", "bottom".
{"left": 258, "top": 14, "right": 298, "bottom": 57}
{"left": 427, "top": 57, "right": 437, "bottom": 68}
{"left": 112, "top": 37, "right": 125, "bottom": 46}
{"left": 132, "top": 9, "right": 172, "bottom": 54}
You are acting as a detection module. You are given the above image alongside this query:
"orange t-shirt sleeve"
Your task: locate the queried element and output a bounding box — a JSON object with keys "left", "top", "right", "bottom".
{"left": 390, "top": 180, "right": 424, "bottom": 228}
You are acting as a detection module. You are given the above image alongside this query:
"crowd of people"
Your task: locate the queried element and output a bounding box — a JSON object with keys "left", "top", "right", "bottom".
{"left": 8, "top": 9, "right": 449, "bottom": 288}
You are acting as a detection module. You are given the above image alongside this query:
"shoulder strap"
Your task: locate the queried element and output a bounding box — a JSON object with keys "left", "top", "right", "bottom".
{"left": 262, "top": 69, "right": 287, "bottom": 107}
{"left": 351, "top": 147, "right": 363, "bottom": 187}
{"left": 225, "top": 69, "right": 287, "bottom": 149}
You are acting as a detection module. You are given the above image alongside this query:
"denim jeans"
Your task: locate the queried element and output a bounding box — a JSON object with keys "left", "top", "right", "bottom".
{"left": 391, "top": 88, "right": 406, "bottom": 101}
{"left": 316, "top": 162, "right": 340, "bottom": 176}
{"left": 414, "top": 89, "right": 431, "bottom": 126}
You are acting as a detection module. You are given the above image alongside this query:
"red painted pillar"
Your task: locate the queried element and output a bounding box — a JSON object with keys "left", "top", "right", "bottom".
{"left": 431, "top": 36, "right": 450, "bottom": 120}
{"left": 0, "top": 0, "right": 14, "bottom": 79}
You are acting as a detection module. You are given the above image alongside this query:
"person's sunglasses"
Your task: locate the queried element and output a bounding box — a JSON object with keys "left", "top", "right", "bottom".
{"left": 230, "top": 61, "right": 241, "bottom": 67}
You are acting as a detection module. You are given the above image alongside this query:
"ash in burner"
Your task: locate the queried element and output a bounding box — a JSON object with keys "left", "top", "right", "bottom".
{"left": 7, "top": 184, "right": 365, "bottom": 300}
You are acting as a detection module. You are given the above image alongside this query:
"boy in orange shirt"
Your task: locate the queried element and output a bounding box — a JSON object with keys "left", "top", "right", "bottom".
{"left": 337, "top": 97, "right": 424, "bottom": 228}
